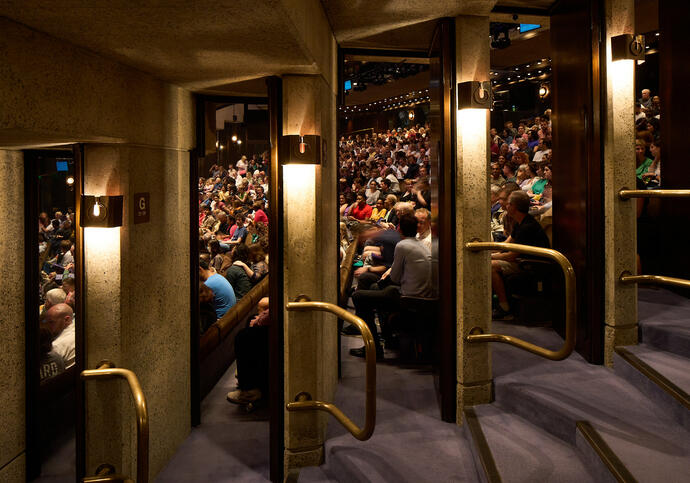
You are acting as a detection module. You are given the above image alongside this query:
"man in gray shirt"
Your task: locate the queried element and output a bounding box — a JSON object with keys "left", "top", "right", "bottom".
{"left": 350, "top": 213, "right": 432, "bottom": 359}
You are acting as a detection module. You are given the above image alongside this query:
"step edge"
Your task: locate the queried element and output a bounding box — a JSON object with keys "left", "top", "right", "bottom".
{"left": 575, "top": 420, "right": 638, "bottom": 483}
{"left": 614, "top": 346, "right": 690, "bottom": 411}
{"left": 463, "top": 407, "right": 503, "bottom": 483}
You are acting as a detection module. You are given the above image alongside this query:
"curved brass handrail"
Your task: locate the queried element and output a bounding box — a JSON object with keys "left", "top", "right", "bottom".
{"left": 619, "top": 271, "right": 690, "bottom": 290}
{"left": 618, "top": 188, "right": 690, "bottom": 200}
{"left": 465, "top": 241, "right": 577, "bottom": 361}
{"left": 285, "top": 297, "right": 376, "bottom": 441}
{"left": 81, "top": 361, "right": 149, "bottom": 483}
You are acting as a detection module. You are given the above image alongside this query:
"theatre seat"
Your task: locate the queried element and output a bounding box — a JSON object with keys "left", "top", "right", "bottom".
{"left": 504, "top": 258, "right": 561, "bottom": 325}
{"left": 390, "top": 296, "right": 439, "bottom": 362}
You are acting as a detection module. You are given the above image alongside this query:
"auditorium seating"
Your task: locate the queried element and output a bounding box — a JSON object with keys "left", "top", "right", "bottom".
{"left": 199, "top": 276, "right": 269, "bottom": 399}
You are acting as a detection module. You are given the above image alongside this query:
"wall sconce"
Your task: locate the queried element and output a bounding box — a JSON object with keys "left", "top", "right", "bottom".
{"left": 408, "top": 110, "right": 415, "bottom": 120}
{"left": 280, "top": 135, "right": 323, "bottom": 165}
{"left": 81, "top": 195, "right": 123, "bottom": 228}
{"left": 457, "top": 81, "right": 492, "bottom": 109}
{"left": 538, "top": 83, "right": 550, "bottom": 99}
{"left": 611, "top": 34, "right": 645, "bottom": 62}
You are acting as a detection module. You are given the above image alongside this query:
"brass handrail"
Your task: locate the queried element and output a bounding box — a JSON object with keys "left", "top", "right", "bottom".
{"left": 619, "top": 271, "right": 690, "bottom": 290}
{"left": 618, "top": 188, "right": 690, "bottom": 200}
{"left": 81, "top": 361, "right": 149, "bottom": 483}
{"left": 465, "top": 241, "right": 577, "bottom": 361}
{"left": 285, "top": 296, "right": 376, "bottom": 441}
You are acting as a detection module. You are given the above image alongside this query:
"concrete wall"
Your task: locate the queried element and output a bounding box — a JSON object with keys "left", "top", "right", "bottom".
{"left": 84, "top": 145, "right": 190, "bottom": 479}
{"left": 0, "top": 150, "right": 25, "bottom": 482}
{"left": 0, "top": 17, "right": 193, "bottom": 481}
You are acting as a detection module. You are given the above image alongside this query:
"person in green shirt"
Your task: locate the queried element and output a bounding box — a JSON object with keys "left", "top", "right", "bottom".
{"left": 635, "top": 139, "right": 653, "bottom": 184}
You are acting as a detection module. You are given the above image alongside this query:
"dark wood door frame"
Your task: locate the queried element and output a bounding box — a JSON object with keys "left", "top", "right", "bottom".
{"left": 24, "top": 146, "right": 85, "bottom": 481}
{"left": 550, "top": 0, "right": 605, "bottom": 363}
{"left": 266, "top": 76, "right": 285, "bottom": 483}
{"left": 338, "top": 43, "right": 457, "bottom": 422}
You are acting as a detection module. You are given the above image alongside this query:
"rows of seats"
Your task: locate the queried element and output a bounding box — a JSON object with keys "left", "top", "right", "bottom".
{"left": 199, "top": 276, "right": 269, "bottom": 398}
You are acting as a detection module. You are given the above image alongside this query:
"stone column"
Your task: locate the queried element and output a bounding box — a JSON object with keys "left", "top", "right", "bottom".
{"left": 603, "top": 0, "right": 637, "bottom": 367}
{"left": 0, "top": 150, "right": 26, "bottom": 482}
{"left": 455, "top": 15, "right": 492, "bottom": 420}
{"left": 83, "top": 143, "right": 191, "bottom": 480}
{"left": 282, "top": 74, "right": 338, "bottom": 471}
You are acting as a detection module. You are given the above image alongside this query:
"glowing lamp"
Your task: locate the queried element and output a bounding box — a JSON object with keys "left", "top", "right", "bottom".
{"left": 457, "top": 81, "right": 492, "bottom": 109}
{"left": 81, "top": 195, "right": 123, "bottom": 228}
{"left": 280, "top": 135, "right": 323, "bottom": 165}
{"left": 611, "top": 34, "right": 645, "bottom": 62}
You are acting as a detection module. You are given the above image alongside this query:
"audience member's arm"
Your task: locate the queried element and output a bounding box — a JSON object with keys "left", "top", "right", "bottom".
{"left": 388, "top": 245, "right": 403, "bottom": 284}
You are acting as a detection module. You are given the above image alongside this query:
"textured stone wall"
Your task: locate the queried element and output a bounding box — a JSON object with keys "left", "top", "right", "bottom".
{"left": 603, "top": 0, "right": 637, "bottom": 366}
{"left": 83, "top": 144, "right": 190, "bottom": 479}
{"left": 0, "top": 150, "right": 25, "bottom": 483}
{"left": 455, "top": 15, "right": 493, "bottom": 419}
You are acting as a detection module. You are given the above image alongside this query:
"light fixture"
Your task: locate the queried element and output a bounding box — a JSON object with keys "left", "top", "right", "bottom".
{"left": 538, "top": 83, "right": 550, "bottom": 99}
{"left": 231, "top": 135, "right": 238, "bottom": 142}
{"left": 280, "top": 135, "right": 323, "bottom": 165}
{"left": 81, "top": 195, "right": 123, "bottom": 228}
{"left": 458, "top": 81, "right": 492, "bottom": 109}
{"left": 66, "top": 176, "right": 75, "bottom": 186}
{"left": 408, "top": 110, "right": 415, "bottom": 120}
{"left": 611, "top": 34, "right": 645, "bottom": 62}
{"left": 237, "top": 139, "right": 242, "bottom": 145}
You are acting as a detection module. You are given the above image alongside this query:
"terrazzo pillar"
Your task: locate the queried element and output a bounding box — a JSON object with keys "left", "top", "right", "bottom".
{"left": 0, "top": 150, "right": 26, "bottom": 482}
{"left": 282, "top": 75, "right": 338, "bottom": 471}
{"left": 455, "top": 15, "right": 493, "bottom": 421}
{"left": 603, "top": 0, "right": 637, "bottom": 367}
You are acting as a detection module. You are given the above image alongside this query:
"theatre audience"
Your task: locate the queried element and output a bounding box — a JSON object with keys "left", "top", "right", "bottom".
{"left": 43, "top": 303, "right": 76, "bottom": 368}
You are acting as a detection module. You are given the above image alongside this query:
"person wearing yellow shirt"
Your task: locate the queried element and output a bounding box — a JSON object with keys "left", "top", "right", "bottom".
{"left": 369, "top": 199, "right": 387, "bottom": 222}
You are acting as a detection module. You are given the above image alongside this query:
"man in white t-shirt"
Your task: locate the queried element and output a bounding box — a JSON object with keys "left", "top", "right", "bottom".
{"left": 44, "top": 303, "right": 75, "bottom": 368}
{"left": 415, "top": 208, "right": 432, "bottom": 252}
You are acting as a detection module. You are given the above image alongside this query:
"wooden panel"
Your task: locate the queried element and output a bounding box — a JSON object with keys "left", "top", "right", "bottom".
{"left": 658, "top": 1, "right": 690, "bottom": 290}
{"left": 550, "top": 0, "right": 604, "bottom": 363}
{"left": 429, "top": 18, "right": 456, "bottom": 423}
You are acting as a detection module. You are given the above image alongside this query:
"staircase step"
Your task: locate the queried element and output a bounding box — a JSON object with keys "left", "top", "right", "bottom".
{"left": 495, "top": 376, "right": 690, "bottom": 482}
{"left": 466, "top": 404, "right": 596, "bottom": 483}
{"left": 614, "top": 345, "right": 690, "bottom": 431}
{"left": 639, "top": 287, "right": 690, "bottom": 358}
{"left": 297, "top": 465, "right": 338, "bottom": 483}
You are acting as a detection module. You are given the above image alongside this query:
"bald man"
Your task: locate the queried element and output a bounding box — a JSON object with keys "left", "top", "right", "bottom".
{"left": 44, "top": 303, "right": 75, "bottom": 368}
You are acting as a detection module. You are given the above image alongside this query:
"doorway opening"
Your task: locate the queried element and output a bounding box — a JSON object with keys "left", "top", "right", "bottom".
{"left": 26, "top": 146, "right": 83, "bottom": 482}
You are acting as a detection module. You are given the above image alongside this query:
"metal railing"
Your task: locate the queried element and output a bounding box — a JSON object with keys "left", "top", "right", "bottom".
{"left": 618, "top": 188, "right": 690, "bottom": 290}
{"left": 465, "top": 241, "right": 577, "bottom": 361}
{"left": 619, "top": 271, "right": 690, "bottom": 290}
{"left": 618, "top": 188, "right": 690, "bottom": 200}
{"left": 81, "top": 361, "right": 149, "bottom": 483}
{"left": 285, "top": 295, "right": 376, "bottom": 441}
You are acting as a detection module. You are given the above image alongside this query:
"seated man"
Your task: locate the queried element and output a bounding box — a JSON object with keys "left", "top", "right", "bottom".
{"left": 491, "top": 190, "right": 551, "bottom": 320}
{"left": 415, "top": 208, "right": 431, "bottom": 252}
{"left": 350, "top": 214, "right": 432, "bottom": 358}
{"left": 199, "top": 258, "right": 236, "bottom": 319}
{"left": 348, "top": 194, "right": 373, "bottom": 221}
{"left": 43, "top": 303, "right": 75, "bottom": 368}
{"left": 227, "top": 297, "right": 270, "bottom": 404}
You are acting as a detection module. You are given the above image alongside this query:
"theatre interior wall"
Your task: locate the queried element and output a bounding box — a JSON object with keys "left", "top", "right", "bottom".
{"left": 0, "top": 150, "right": 26, "bottom": 482}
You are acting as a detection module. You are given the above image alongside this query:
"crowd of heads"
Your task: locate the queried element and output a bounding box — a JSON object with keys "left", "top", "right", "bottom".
{"left": 38, "top": 208, "right": 77, "bottom": 380}
{"left": 198, "top": 152, "right": 271, "bottom": 333}
{"left": 634, "top": 88, "right": 662, "bottom": 188}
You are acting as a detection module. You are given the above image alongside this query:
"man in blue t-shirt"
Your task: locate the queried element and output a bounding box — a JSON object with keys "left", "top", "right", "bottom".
{"left": 200, "top": 258, "right": 236, "bottom": 319}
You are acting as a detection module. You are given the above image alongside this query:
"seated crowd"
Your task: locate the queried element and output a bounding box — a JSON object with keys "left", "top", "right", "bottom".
{"left": 197, "top": 153, "right": 271, "bottom": 406}
{"left": 337, "top": 126, "right": 435, "bottom": 358}
{"left": 198, "top": 153, "right": 270, "bottom": 334}
{"left": 38, "top": 209, "right": 77, "bottom": 381}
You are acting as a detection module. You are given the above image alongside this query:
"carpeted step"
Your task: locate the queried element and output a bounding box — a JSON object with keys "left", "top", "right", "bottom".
{"left": 297, "top": 465, "right": 338, "bottom": 483}
{"left": 495, "top": 377, "right": 690, "bottom": 482}
{"left": 614, "top": 344, "right": 690, "bottom": 431}
{"left": 466, "top": 404, "right": 596, "bottom": 483}
{"left": 638, "top": 287, "right": 690, "bottom": 358}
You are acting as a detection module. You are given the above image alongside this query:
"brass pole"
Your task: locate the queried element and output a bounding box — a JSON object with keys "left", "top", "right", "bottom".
{"left": 285, "top": 298, "right": 376, "bottom": 441}
{"left": 618, "top": 188, "right": 690, "bottom": 200}
{"left": 619, "top": 271, "right": 690, "bottom": 290}
{"left": 465, "top": 241, "right": 577, "bottom": 361}
{"left": 81, "top": 362, "right": 149, "bottom": 483}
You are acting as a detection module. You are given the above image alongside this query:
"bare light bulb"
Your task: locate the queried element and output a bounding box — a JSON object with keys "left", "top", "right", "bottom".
{"left": 231, "top": 135, "right": 238, "bottom": 142}
{"left": 66, "top": 176, "right": 75, "bottom": 186}
{"left": 93, "top": 200, "right": 101, "bottom": 217}
{"left": 299, "top": 136, "right": 306, "bottom": 154}
{"left": 237, "top": 140, "right": 242, "bottom": 145}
